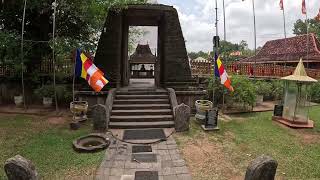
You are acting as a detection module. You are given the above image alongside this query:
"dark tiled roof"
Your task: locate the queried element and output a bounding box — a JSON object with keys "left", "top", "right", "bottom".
{"left": 240, "top": 33, "right": 320, "bottom": 63}
{"left": 129, "top": 44, "right": 156, "bottom": 64}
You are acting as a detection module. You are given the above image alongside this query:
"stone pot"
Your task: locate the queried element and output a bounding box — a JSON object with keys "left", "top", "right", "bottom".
{"left": 43, "top": 97, "right": 53, "bottom": 107}
{"left": 195, "top": 100, "right": 213, "bottom": 122}
{"left": 14, "top": 95, "right": 23, "bottom": 107}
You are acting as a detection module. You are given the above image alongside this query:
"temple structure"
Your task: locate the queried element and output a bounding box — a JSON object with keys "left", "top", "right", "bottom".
{"left": 190, "top": 57, "right": 212, "bottom": 76}
{"left": 230, "top": 33, "right": 320, "bottom": 79}
{"left": 129, "top": 44, "right": 156, "bottom": 78}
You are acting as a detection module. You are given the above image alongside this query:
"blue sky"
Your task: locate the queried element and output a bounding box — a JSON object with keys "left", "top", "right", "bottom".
{"left": 147, "top": 0, "right": 320, "bottom": 52}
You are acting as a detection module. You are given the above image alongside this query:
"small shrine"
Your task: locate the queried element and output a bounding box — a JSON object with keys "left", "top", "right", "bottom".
{"left": 129, "top": 44, "right": 156, "bottom": 78}
{"left": 273, "top": 59, "right": 317, "bottom": 128}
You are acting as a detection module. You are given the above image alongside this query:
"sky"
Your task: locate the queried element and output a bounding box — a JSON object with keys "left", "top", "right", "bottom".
{"left": 136, "top": 0, "right": 320, "bottom": 53}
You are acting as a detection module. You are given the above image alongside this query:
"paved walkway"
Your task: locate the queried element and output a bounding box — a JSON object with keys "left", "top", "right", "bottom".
{"left": 96, "top": 133, "right": 191, "bottom": 180}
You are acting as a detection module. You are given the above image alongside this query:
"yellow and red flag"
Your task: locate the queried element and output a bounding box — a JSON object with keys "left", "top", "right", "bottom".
{"left": 214, "top": 53, "right": 234, "bottom": 92}
{"left": 75, "top": 49, "right": 109, "bottom": 92}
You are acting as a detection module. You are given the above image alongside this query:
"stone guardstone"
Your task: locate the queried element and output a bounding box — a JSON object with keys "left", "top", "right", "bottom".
{"left": 92, "top": 104, "right": 107, "bottom": 131}
{"left": 245, "top": 155, "right": 278, "bottom": 180}
{"left": 4, "top": 155, "right": 39, "bottom": 180}
{"left": 174, "top": 103, "right": 191, "bottom": 132}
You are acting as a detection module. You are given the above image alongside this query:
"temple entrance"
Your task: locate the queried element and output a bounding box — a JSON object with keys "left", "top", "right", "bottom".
{"left": 128, "top": 26, "right": 158, "bottom": 88}
{"left": 94, "top": 4, "right": 192, "bottom": 88}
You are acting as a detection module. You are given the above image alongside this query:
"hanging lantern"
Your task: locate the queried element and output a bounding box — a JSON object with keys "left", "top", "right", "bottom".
{"left": 272, "top": 59, "right": 317, "bottom": 128}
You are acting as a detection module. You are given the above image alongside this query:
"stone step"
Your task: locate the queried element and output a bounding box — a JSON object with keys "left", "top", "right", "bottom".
{"left": 116, "top": 91, "right": 168, "bottom": 95}
{"left": 113, "top": 99, "right": 169, "bottom": 104}
{"left": 112, "top": 104, "right": 171, "bottom": 110}
{"left": 109, "top": 121, "right": 175, "bottom": 129}
{"left": 111, "top": 109, "right": 172, "bottom": 116}
{"left": 110, "top": 115, "right": 173, "bottom": 122}
{"left": 115, "top": 94, "right": 169, "bottom": 99}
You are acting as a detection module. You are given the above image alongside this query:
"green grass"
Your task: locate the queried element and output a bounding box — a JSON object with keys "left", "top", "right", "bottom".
{"left": 0, "top": 114, "right": 104, "bottom": 179}
{"left": 175, "top": 106, "right": 320, "bottom": 179}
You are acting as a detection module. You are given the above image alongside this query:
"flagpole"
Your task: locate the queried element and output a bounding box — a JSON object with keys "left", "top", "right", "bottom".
{"left": 212, "top": 0, "right": 218, "bottom": 107}
{"left": 305, "top": 2, "right": 309, "bottom": 69}
{"left": 52, "top": 0, "right": 59, "bottom": 112}
{"left": 72, "top": 50, "right": 76, "bottom": 102}
{"left": 222, "top": 0, "right": 226, "bottom": 41}
{"left": 252, "top": 0, "right": 257, "bottom": 79}
{"left": 282, "top": 0, "right": 287, "bottom": 76}
{"left": 21, "top": 0, "right": 27, "bottom": 110}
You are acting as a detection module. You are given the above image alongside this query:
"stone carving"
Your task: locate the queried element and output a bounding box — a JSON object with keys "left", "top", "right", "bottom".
{"left": 4, "top": 155, "right": 39, "bottom": 180}
{"left": 174, "top": 103, "right": 190, "bottom": 132}
{"left": 92, "top": 104, "right": 107, "bottom": 131}
{"left": 245, "top": 155, "right": 278, "bottom": 180}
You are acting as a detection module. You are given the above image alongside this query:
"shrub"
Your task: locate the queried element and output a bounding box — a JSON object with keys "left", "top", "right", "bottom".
{"left": 309, "top": 82, "right": 320, "bottom": 103}
{"left": 207, "top": 75, "right": 256, "bottom": 107}
{"left": 34, "top": 85, "right": 54, "bottom": 98}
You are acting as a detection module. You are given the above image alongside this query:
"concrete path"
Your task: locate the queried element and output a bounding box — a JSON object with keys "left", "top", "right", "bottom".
{"left": 96, "top": 132, "right": 192, "bottom": 180}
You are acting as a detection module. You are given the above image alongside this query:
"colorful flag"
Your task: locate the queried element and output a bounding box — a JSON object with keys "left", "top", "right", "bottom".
{"left": 302, "top": 0, "right": 306, "bottom": 15}
{"left": 279, "top": 0, "right": 284, "bottom": 10}
{"left": 75, "top": 49, "right": 109, "bottom": 92}
{"left": 214, "top": 53, "right": 234, "bottom": 92}
{"left": 315, "top": 9, "right": 320, "bottom": 21}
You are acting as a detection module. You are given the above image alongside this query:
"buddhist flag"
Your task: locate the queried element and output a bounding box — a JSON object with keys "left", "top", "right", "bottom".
{"left": 75, "top": 49, "right": 109, "bottom": 92}
{"left": 279, "top": 0, "right": 284, "bottom": 10}
{"left": 214, "top": 53, "right": 234, "bottom": 92}
{"left": 302, "top": 0, "right": 306, "bottom": 15}
{"left": 315, "top": 9, "right": 320, "bottom": 21}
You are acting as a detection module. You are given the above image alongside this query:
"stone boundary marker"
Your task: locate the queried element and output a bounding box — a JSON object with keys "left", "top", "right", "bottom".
{"left": 245, "top": 155, "right": 278, "bottom": 180}
{"left": 4, "top": 155, "right": 39, "bottom": 180}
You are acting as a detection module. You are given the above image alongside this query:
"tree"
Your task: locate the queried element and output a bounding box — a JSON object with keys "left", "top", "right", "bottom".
{"left": 293, "top": 19, "right": 320, "bottom": 38}
{"left": 0, "top": 0, "right": 146, "bottom": 68}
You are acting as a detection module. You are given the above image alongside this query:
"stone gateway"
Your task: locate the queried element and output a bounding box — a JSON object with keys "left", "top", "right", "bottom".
{"left": 95, "top": 4, "right": 192, "bottom": 88}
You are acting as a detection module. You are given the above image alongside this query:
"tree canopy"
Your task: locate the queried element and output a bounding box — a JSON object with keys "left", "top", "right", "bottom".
{"left": 293, "top": 18, "right": 320, "bottom": 38}
{"left": 0, "top": 0, "right": 146, "bottom": 66}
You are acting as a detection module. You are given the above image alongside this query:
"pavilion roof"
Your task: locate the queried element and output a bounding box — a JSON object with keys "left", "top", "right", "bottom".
{"left": 281, "top": 58, "right": 317, "bottom": 82}
{"left": 239, "top": 33, "right": 320, "bottom": 63}
{"left": 129, "top": 44, "right": 156, "bottom": 64}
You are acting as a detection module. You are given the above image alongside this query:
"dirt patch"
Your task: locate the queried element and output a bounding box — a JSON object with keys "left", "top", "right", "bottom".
{"left": 47, "top": 116, "right": 67, "bottom": 125}
{"left": 299, "top": 132, "right": 320, "bottom": 144}
{"left": 179, "top": 137, "right": 241, "bottom": 180}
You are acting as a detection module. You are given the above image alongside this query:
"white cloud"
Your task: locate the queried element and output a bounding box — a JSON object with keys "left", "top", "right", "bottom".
{"left": 140, "top": 0, "right": 320, "bottom": 52}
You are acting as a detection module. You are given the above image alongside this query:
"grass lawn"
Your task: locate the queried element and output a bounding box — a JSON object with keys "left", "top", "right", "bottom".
{"left": 175, "top": 106, "right": 320, "bottom": 180}
{"left": 0, "top": 114, "right": 104, "bottom": 179}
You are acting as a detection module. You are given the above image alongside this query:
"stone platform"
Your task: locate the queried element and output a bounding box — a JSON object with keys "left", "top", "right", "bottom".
{"left": 96, "top": 132, "right": 191, "bottom": 180}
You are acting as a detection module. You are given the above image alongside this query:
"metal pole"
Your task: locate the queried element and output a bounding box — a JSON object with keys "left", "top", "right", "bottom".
{"left": 21, "top": 0, "right": 27, "bottom": 110}
{"left": 282, "top": 1, "right": 287, "bottom": 78}
{"left": 305, "top": 4, "right": 309, "bottom": 69}
{"left": 52, "top": 0, "right": 59, "bottom": 112}
{"left": 212, "top": 0, "right": 218, "bottom": 106}
{"left": 222, "top": 0, "right": 226, "bottom": 41}
{"left": 252, "top": 0, "right": 257, "bottom": 79}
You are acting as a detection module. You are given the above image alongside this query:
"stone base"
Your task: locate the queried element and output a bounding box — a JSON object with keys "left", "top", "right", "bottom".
{"left": 74, "top": 115, "right": 88, "bottom": 122}
{"left": 272, "top": 116, "right": 314, "bottom": 129}
{"left": 201, "top": 125, "right": 219, "bottom": 131}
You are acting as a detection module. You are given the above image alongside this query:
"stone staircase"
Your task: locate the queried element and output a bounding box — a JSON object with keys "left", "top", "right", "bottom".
{"left": 109, "top": 88, "right": 175, "bottom": 129}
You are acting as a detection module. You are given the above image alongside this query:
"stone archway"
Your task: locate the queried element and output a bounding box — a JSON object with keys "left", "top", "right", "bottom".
{"left": 94, "top": 4, "right": 192, "bottom": 88}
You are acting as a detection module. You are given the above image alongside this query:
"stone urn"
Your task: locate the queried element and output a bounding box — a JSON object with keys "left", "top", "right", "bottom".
{"left": 70, "top": 101, "right": 89, "bottom": 122}
{"left": 43, "top": 97, "right": 53, "bottom": 107}
{"left": 195, "top": 100, "right": 213, "bottom": 122}
{"left": 14, "top": 95, "right": 23, "bottom": 107}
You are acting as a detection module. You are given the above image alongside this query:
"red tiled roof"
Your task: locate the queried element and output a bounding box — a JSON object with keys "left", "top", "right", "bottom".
{"left": 240, "top": 33, "right": 320, "bottom": 63}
